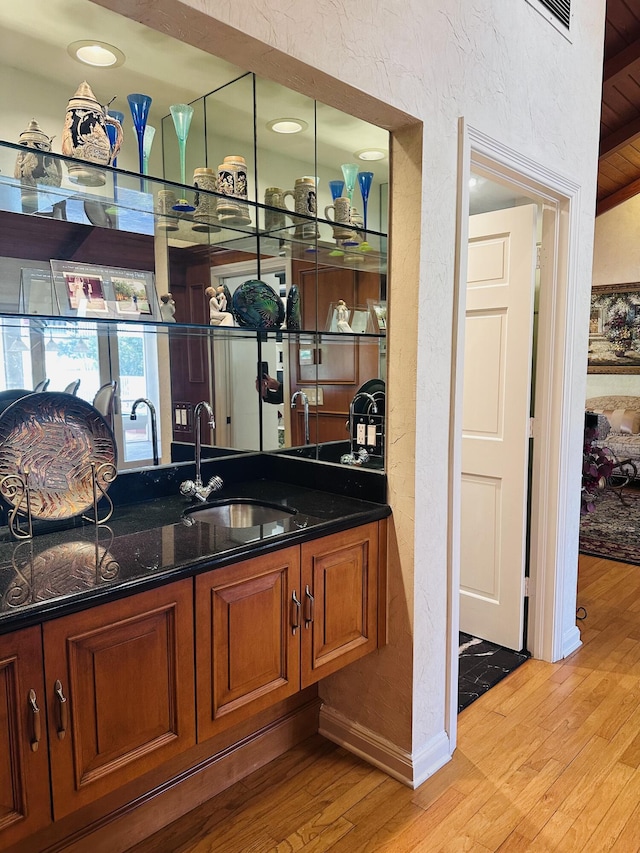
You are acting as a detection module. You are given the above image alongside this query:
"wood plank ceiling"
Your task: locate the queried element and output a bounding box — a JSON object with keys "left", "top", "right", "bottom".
{"left": 598, "top": 0, "right": 640, "bottom": 215}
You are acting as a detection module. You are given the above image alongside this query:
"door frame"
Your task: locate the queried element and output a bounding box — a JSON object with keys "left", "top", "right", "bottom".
{"left": 448, "top": 121, "right": 584, "bottom": 745}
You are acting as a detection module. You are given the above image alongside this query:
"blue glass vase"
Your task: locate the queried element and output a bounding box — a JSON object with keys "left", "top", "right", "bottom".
{"left": 357, "top": 171, "right": 374, "bottom": 251}
{"left": 105, "top": 110, "right": 125, "bottom": 215}
{"left": 127, "top": 94, "right": 152, "bottom": 176}
{"left": 106, "top": 110, "right": 125, "bottom": 167}
{"left": 329, "top": 179, "right": 345, "bottom": 201}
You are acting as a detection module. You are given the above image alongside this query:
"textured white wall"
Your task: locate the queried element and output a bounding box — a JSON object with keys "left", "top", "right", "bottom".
{"left": 96, "top": 0, "right": 606, "bottom": 780}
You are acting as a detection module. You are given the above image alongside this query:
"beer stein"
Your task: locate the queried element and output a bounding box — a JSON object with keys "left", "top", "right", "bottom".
{"left": 14, "top": 119, "right": 62, "bottom": 214}
{"left": 61, "top": 81, "right": 123, "bottom": 186}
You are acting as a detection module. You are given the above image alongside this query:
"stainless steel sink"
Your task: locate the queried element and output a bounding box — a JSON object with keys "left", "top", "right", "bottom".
{"left": 182, "top": 499, "right": 297, "bottom": 528}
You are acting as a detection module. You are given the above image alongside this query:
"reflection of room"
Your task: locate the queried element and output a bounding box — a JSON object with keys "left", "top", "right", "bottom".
{"left": 0, "top": 0, "right": 389, "bottom": 468}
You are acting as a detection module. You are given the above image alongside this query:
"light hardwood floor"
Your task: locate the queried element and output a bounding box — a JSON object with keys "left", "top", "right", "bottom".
{"left": 127, "top": 554, "right": 640, "bottom": 852}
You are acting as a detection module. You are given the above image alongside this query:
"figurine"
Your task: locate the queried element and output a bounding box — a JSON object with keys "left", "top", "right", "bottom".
{"left": 160, "top": 292, "right": 176, "bottom": 322}
{"left": 336, "top": 299, "right": 353, "bottom": 333}
{"left": 205, "top": 286, "right": 234, "bottom": 326}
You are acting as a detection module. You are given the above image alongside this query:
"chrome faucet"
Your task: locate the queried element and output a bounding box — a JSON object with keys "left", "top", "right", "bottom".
{"left": 349, "top": 392, "right": 378, "bottom": 423}
{"left": 130, "top": 397, "right": 159, "bottom": 466}
{"left": 291, "top": 390, "right": 310, "bottom": 445}
{"left": 179, "top": 401, "right": 223, "bottom": 502}
{"left": 345, "top": 392, "right": 379, "bottom": 464}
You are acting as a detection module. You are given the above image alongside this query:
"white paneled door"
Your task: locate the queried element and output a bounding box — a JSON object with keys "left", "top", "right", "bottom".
{"left": 460, "top": 204, "right": 538, "bottom": 651}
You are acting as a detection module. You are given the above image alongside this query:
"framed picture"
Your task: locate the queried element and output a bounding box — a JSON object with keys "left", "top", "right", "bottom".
{"left": 588, "top": 283, "right": 640, "bottom": 373}
{"left": 368, "top": 299, "right": 387, "bottom": 334}
{"left": 64, "top": 272, "right": 108, "bottom": 313}
{"left": 50, "top": 261, "right": 158, "bottom": 321}
{"left": 19, "top": 268, "right": 58, "bottom": 315}
{"left": 113, "top": 276, "right": 152, "bottom": 315}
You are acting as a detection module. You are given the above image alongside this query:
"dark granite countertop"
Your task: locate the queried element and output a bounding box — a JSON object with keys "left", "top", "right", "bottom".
{"left": 0, "top": 469, "right": 390, "bottom": 635}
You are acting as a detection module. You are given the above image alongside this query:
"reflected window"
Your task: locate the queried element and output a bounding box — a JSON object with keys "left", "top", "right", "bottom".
{"left": 1, "top": 317, "right": 31, "bottom": 389}
{"left": 114, "top": 324, "right": 161, "bottom": 467}
{"left": 42, "top": 321, "right": 100, "bottom": 397}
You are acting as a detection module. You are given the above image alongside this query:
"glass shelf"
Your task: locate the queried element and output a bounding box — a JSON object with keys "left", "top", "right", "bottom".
{"left": 0, "top": 140, "right": 387, "bottom": 275}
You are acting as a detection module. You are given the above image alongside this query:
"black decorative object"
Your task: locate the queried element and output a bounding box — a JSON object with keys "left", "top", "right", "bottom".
{"left": 286, "top": 284, "right": 302, "bottom": 330}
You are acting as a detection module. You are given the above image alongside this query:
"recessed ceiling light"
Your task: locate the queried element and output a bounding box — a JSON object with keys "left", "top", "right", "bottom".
{"left": 67, "top": 40, "right": 126, "bottom": 68}
{"left": 354, "top": 148, "right": 387, "bottom": 161}
{"left": 266, "top": 118, "right": 308, "bottom": 134}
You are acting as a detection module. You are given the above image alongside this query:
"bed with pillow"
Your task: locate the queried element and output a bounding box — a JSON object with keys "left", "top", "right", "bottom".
{"left": 586, "top": 396, "right": 640, "bottom": 474}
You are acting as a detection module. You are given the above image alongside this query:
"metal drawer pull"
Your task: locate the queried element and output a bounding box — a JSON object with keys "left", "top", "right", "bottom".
{"left": 28, "top": 689, "right": 41, "bottom": 752}
{"left": 304, "top": 585, "right": 315, "bottom": 627}
{"left": 54, "top": 679, "right": 67, "bottom": 740}
{"left": 291, "top": 590, "right": 301, "bottom": 634}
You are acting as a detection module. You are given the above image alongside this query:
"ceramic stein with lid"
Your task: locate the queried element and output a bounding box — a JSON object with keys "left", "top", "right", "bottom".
{"left": 14, "top": 119, "right": 63, "bottom": 214}
{"left": 61, "top": 81, "right": 123, "bottom": 186}
{"left": 216, "top": 154, "right": 251, "bottom": 224}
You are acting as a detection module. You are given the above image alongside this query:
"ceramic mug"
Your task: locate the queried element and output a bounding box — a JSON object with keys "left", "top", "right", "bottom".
{"left": 154, "top": 189, "right": 180, "bottom": 231}
{"left": 283, "top": 176, "right": 319, "bottom": 240}
{"left": 217, "top": 154, "right": 251, "bottom": 224}
{"left": 264, "top": 187, "right": 287, "bottom": 231}
{"left": 192, "top": 167, "right": 220, "bottom": 232}
{"left": 324, "top": 196, "right": 353, "bottom": 239}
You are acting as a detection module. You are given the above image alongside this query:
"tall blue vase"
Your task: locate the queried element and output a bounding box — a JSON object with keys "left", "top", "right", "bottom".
{"left": 127, "top": 94, "right": 152, "bottom": 176}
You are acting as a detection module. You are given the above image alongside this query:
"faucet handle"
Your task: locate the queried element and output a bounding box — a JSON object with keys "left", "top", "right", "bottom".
{"left": 179, "top": 480, "right": 197, "bottom": 497}
{"left": 207, "top": 475, "right": 224, "bottom": 493}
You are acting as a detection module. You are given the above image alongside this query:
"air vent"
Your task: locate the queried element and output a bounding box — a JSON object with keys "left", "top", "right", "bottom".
{"left": 538, "top": 0, "right": 570, "bottom": 28}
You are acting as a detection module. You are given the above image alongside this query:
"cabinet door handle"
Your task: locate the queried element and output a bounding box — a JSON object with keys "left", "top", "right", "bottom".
{"left": 28, "top": 689, "right": 41, "bottom": 752}
{"left": 54, "top": 679, "right": 68, "bottom": 740}
{"left": 291, "top": 590, "right": 301, "bottom": 634}
{"left": 304, "top": 584, "right": 315, "bottom": 627}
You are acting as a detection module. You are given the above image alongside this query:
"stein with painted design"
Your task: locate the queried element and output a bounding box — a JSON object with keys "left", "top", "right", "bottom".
{"left": 61, "top": 81, "right": 123, "bottom": 186}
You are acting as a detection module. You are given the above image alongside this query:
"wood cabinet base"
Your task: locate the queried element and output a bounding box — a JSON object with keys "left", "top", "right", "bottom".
{"left": 6, "top": 696, "right": 320, "bottom": 853}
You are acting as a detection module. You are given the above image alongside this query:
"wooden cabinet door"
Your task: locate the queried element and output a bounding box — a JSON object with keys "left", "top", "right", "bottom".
{"left": 300, "top": 523, "right": 378, "bottom": 687}
{"left": 196, "top": 547, "right": 301, "bottom": 741}
{"left": 44, "top": 579, "right": 195, "bottom": 818}
{"left": 0, "top": 626, "right": 51, "bottom": 848}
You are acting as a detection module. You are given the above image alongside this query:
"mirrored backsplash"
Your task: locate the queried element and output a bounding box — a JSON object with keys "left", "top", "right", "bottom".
{"left": 0, "top": 314, "right": 385, "bottom": 472}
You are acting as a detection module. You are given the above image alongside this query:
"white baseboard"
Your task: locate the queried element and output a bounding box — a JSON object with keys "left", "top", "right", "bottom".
{"left": 318, "top": 705, "right": 452, "bottom": 789}
{"left": 562, "top": 623, "right": 582, "bottom": 659}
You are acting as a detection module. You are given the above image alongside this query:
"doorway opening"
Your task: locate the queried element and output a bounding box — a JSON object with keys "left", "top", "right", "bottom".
{"left": 448, "top": 123, "right": 582, "bottom": 738}
{"left": 457, "top": 178, "right": 541, "bottom": 711}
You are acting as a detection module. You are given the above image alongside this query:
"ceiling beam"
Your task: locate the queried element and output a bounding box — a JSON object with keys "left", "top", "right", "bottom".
{"left": 603, "top": 36, "right": 640, "bottom": 85}
{"left": 596, "top": 173, "right": 640, "bottom": 216}
{"left": 600, "top": 116, "right": 640, "bottom": 157}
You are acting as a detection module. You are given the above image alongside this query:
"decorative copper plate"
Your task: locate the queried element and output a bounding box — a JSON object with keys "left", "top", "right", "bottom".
{"left": 0, "top": 392, "right": 117, "bottom": 520}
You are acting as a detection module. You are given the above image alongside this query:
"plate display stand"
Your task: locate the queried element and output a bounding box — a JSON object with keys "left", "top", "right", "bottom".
{"left": 0, "top": 461, "right": 117, "bottom": 540}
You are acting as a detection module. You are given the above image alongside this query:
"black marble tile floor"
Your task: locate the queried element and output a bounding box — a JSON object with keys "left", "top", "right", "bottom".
{"left": 458, "top": 632, "right": 530, "bottom": 713}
